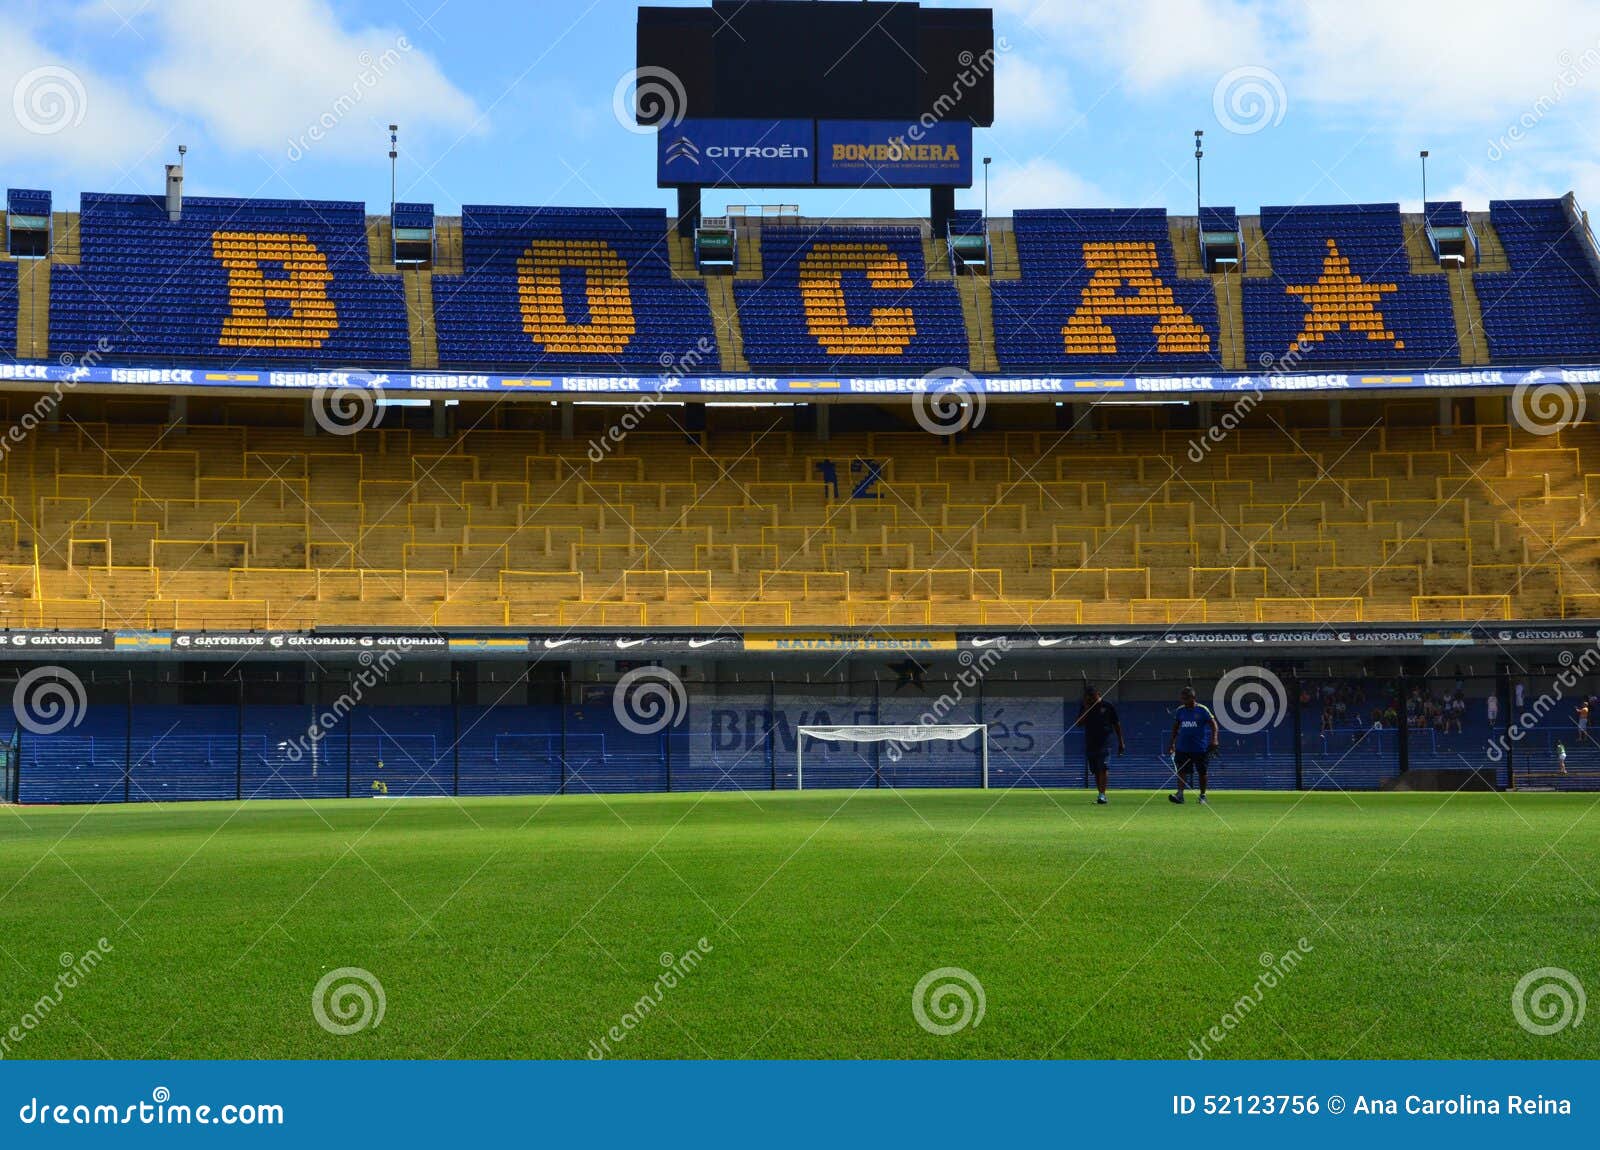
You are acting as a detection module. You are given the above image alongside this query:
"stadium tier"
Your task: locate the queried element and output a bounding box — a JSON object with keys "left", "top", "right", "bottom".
{"left": 433, "top": 206, "right": 720, "bottom": 370}
{"left": 1241, "top": 203, "right": 1459, "bottom": 366}
{"left": 1476, "top": 198, "right": 1600, "bottom": 359}
{"left": 991, "top": 208, "right": 1222, "bottom": 370}
{"left": 733, "top": 225, "right": 968, "bottom": 367}
{"left": 47, "top": 194, "right": 411, "bottom": 364}
{"left": 9, "top": 189, "right": 1600, "bottom": 372}
{"left": 0, "top": 401, "right": 1595, "bottom": 630}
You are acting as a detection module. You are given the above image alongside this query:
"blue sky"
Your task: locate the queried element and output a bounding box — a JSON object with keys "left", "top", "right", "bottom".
{"left": 5, "top": 0, "right": 1600, "bottom": 220}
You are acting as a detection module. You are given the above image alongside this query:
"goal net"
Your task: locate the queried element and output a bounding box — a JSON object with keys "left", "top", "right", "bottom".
{"left": 796, "top": 725, "right": 989, "bottom": 790}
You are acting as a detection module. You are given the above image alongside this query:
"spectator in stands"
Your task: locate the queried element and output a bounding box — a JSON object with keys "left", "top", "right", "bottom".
{"left": 1558, "top": 741, "right": 1569, "bottom": 775}
{"left": 815, "top": 459, "right": 839, "bottom": 499}
{"left": 1487, "top": 693, "right": 1500, "bottom": 727}
{"left": 1576, "top": 701, "right": 1591, "bottom": 744}
{"left": 1072, "top": 685, "right": 1125, "bottom": 806}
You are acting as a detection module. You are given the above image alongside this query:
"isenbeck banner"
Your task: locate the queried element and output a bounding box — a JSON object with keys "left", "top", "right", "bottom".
{"left": 656, "top": 118, "right": 815, "bottom": 187}
{"left": 816, "top": 119, "right": 974, "bottom": 187}
{"left": 0, "top": 360, "right": 1582, "bottom": 399}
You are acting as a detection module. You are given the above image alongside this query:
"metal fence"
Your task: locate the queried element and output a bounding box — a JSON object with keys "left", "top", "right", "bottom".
{"left": 4, "top": 671, "right": 1596, "bottom": 804}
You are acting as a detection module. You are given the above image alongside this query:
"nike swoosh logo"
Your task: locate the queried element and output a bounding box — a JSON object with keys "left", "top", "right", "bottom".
{"left": 970, "top": 637, "right": 1002, "bottom": 646}
{"left": 615, "top": 638, "right": 649, "bottom": 649}
{"left": 543, "top": 638, "right": 579, "bottom": 648}
{"left": 687, "top": 638, "right": 723, "bottom": 648}
{"left": 1108, "top": 637, "right": 1145, "bottom": 647}
{"left": 1036, "top": 637, "right": 1068, "bottom": 647}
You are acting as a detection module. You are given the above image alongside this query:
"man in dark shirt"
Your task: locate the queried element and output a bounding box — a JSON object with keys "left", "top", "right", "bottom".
{"left": 1073, "top": 685, "right": 1125, "bottom": 804}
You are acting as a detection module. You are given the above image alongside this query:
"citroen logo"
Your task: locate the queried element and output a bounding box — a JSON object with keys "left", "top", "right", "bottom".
{"left": 665, "top": 136, "right": 700, "bottom": 165}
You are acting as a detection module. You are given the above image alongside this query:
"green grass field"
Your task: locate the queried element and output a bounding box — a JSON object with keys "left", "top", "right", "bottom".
{"left": 0, "top": 789, "right": 1595, "bottom": 1060}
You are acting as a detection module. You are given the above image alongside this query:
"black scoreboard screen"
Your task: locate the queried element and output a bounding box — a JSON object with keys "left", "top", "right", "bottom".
{"left": 636, "top": 2, "right": 995, "bottom": 126}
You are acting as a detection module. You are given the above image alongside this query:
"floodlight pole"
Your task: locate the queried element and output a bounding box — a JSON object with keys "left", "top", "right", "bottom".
{"left": 388, "top": 124, "right": 398, "bottom": 219}
{"left": 1194, "top": 129, "right": 1204, "bottom": 223}
{"left": 983, "top": 156, "right": 991, "bottom": 223}
{"left": 1419, "top": 149, "right": 1430, "bottom": 228}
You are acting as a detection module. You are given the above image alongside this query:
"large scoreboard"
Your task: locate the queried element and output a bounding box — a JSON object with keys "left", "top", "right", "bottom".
{"left": 637, "top": 1, "right": 994, "bottom": 126}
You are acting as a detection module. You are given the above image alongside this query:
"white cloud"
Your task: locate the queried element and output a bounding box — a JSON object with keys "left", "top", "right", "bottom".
{"left": 994, "top": 53, "right": 1071, "bottom": 127}
{"left": 981, "top": 156, "right": 1107, "bottom": 214}
{"left": 140, "top": 0, "right": 481, "bottom": 162}
{"left": 0, "top": 16, "right": 173, "bottom": 175}
{"left": 998, "top": 0, "right": 1269, "bottom": 92}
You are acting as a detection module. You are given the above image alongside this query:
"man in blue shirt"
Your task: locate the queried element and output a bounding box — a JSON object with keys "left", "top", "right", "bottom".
{"left": 1072, "top": 685, "right": 1125, "bottom": 805}
{"left": 1167, "top": 685, "right": 1219, "bottom": 805}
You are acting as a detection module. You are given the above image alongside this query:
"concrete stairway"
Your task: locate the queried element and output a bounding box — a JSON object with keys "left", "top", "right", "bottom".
{"left": 1239, "top": 216, "right": 1274, "bottom": 277}
{"left": 366, "top": 217, "right": 394, "bottom": 272}
{"left": 988, "top": 229, "right": 1022, "bottom": 280}
{"left": 1171, "top": 219, "right": 1245, "bottom": 371}
{"left": 1211, "top": 270, "right": 1247, "bottom": 371}
{"left": 666, "top": 230, "right": 753, "bottom": 372}
{"left": 402, "top": 270, "right": 439, "bottom": 369}
{"left": 50, "top": 213, "right": 80, "bottom": 263}
{"left": 433, "top": 218, "right": 464, "bottom": 275}
{"left": 15, "top": 260, "right": 50, "bottom": 361}
{"left": 702, "top": 276, "right": 749, "bottom": 371}
{"left": 958, "top": 274, "right": 999, "bottom": 373}
{"left": 1402, "top": 212, "right": 1476, "bottom": 366}
{"left": 1466, "top": 212, "right": 1512, "bottom": 271}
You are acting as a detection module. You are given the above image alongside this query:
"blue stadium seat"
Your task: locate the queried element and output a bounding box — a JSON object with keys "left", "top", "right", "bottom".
{"left": 1477, "top": 198, "right": 1600, "bottom": 359}
{"left": 1242, "top": 203, "right": 1458, "bottom": 365}
{"left": 0, "top": 260, "right": 16, "bottom": 355}
{"left": 49, "top": 193, "right": 410, "bottom": 365}
{"left": 433, "top": 206, "right": 719, "bottom": 371}
{"left": 736, "top": 225, "right": 968, "bottom": 368}
{"left": 991, "top": 208, "right": 1222, "bottom": 371}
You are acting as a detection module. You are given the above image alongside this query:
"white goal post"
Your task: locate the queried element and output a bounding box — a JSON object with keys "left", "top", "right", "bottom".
{"left": 795, "top": 725, "right": 989, "bottom": 790}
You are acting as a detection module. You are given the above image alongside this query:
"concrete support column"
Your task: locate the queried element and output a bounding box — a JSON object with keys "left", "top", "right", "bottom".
{"left": 431, "top": 400, "right": 448, "bottom": 439}
{"left": 559, "top": 402, "right": 574, "bottom": 441}
{"left": 815, "top": 402, "right": 830, "bottom": 442}
{"left": 1438, "top": 394, "right": 1453, "bottom": 435}
{"left": 168, "top": 394, "right": 187, "bottom": 434}
{"left": 1329, "top": 397, "right": 1342, "bottom": 438}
